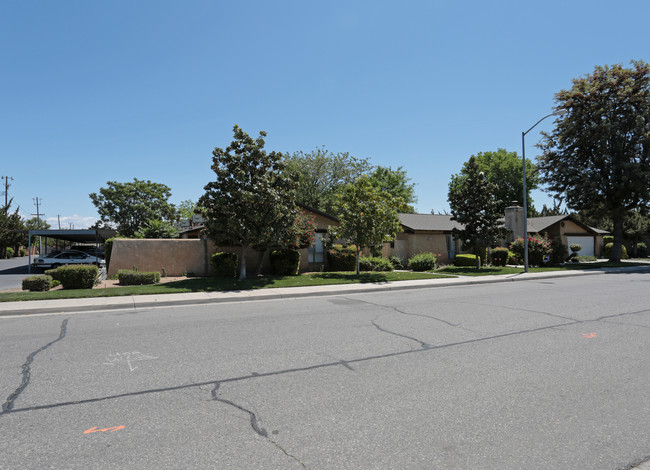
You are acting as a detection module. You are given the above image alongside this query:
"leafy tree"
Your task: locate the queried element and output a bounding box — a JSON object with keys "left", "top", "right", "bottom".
{"left": 89, "top": 178, "right": 176, "bottom": 237}
{"left": 538, "top": 61, "right": 650, "bottom": 262}
{"left": 284, "top": 147, "right": 373, "bottom": 215}
{"left": 367, "top": 166, "right": 417, "bottom": 213}
{"left": 448, "top": 156, "right": 503, "bottom": 269}
{"left": 0, "top": 200, "right": 25, "bottom": 258}
{"left": 134, "top": 219, "right": 180, "bottom": 239}
{"left": 450, "top": 149, "right": 538, "bottom": 215}
{"left": 328, "top": 175, "right": 402, "bottom": 275}
{"left": 24, "top": 217, "right": 52, "bottom": 248}
{"left": 197, "top": 125, "right": 299, "bottom": 279}
{"left": 176, "top": 199, "right": 197, "bottom": 221}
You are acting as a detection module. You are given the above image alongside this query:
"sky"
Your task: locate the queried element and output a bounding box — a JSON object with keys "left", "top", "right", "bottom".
{"left": 1, "top": 0, "right": 649, "bottom": 228}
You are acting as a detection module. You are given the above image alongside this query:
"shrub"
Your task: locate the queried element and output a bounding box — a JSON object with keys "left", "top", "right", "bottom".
{"left": 507, "top": 251, "right": 521, "bottom": 265}
{"left": 359, "top": 256, "right": 394, "bottom": 272}
{"left": 603, "top": 235, "right": 614, "bottom": 245}
{"left": 210, "top": 252, "right": 238, "bottom": 278}
{"left": 22, "top": 275, "right": 53, "bottom": 292}
{"left": 47, "top": 265, "right": 99, "bottom": 289}
{"left": 118, "top": 270, "right": 161, "bottom": 285}
{"left": 270, "top": 249, "right": 301, "bottom": 275}
{"left": 389, "top": 255, "right": 404, "bottom": 270}
{"left": 408, "top": 253, "right": 438, "bottom": 271}
{"left": 454, "top": 254, "right": 481, "bottom": 267}
{"left": 489, "top": 247, "right": 509, "bottom": 266}
{"left": 6, "top": 247, "right": 14, "bottom": 258}
{"left": 509, "top": 235, "right": 553, "bottom": 266}
{"left": 19, "top": 248, "right": 26, "bottom": 257}
{"left": 637, "top": 242, "right": 648, "bottom": 257}
{"left": 549, "top": 238, "right": 566, "bottom": 264}
{"left": 326, "top": 244, "right": 356, "bottom": 271}
{"left": 603, "top": 243, "right": 628, "bottom": 259}
{"left": 569, "top": 243, "right": 582, "bottom": 253}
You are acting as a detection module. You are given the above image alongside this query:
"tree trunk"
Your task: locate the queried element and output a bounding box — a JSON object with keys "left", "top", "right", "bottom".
{"left": 255, "top": 248, "right": 267, "bottom": 276}
{"left": 610, "top": 210, "right": 624, "bottom": 262}
{"left": 356, "top": 247, "right": 360, "bottom": 275}
{"left": 240, "top": 246, "right": 248, "bottom": 280}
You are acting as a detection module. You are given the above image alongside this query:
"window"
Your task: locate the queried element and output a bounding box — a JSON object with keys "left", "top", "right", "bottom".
{"left": 308, "top": 233, "right": 324, "bottom": 263}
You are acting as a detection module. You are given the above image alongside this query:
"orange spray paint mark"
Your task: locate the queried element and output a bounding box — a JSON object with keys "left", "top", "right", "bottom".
{"left": 582, "top": 333, "right": 597, "bottom": 338}
{"left": 84, "top": 426, "right": 125, "bottom": 434}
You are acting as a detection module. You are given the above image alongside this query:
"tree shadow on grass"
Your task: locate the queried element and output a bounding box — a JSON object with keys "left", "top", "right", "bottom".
{"left": 161, "top": 272, "right": 393, "bottom": 292}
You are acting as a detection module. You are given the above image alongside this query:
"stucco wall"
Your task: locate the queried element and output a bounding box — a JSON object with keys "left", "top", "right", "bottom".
{"left": 108, "top": 238, "right": 314, "bottom": 277}
{"left": 384, "top": 231, "right": 452, "bottom": 265}
{"left": 108, "top": 239, "right": 218, "bottom": 277}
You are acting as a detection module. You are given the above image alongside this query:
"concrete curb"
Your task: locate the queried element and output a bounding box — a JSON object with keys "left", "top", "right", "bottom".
{"left": 1, "top": 266, "right": 649, "bottom": 316}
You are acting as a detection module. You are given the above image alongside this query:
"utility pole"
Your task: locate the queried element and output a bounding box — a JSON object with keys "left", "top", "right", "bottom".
{"left": 32, "top": 197, "right": 44, "bottom": 254}
{"left": 57, "top": 215, "right": 61, "bottom": 229}
{"left": 1, "top": 176, "right": 13, "bottom": 207}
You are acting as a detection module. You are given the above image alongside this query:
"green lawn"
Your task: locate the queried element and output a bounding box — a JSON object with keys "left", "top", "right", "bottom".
{"left": 436, "top": 261, "right": 649, "bottom": 277}
{"left": 0, "top": 271, "right": 450, "bottom": 303}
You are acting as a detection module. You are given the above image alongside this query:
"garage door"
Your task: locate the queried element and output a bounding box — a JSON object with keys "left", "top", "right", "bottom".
{"left": 567, "top": 236, "right": 595, "bottom": 257}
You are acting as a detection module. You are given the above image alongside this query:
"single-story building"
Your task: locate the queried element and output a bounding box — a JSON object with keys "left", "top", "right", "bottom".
{"left": 503, "top": 206, "right": 608, "bottom": 257}
{"left": 383, "top": 213, "right": 462, "bottom": 265}
{"left": 110, "top": 204, "right": 338, "bottom": 277}
{"left": 382, "top": 206, "right": 609, "bottom": 264}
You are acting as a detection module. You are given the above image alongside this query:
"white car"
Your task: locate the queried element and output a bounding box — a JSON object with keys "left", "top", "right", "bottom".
{"left": 34, "top": 250, "right": 106, "bottom": 269}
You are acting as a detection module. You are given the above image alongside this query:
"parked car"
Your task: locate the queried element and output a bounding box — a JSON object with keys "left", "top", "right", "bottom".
{"left": 70, "top": 245, "right": 105, "bottom": 258}
{"left": 33, "top": 250, "right": 106, "bottom": 269}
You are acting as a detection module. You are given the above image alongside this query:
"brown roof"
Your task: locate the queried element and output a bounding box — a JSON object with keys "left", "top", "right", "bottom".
{"left": 399, "top": 213, "right": 463, "bottom": 232}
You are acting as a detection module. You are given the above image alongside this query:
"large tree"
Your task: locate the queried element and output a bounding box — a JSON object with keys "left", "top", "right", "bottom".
{"left": 448, "top": 156, "right": 503, "bottom": 268}
{"left": 367, "top": 165, "right": 417, "bottom": 213}
{"left": 89, "top": 178, "right": 176, "bottom": 237}
{"left": 449, "top": 149, "right": 539, "bottom": 215}
{"left": 0, "top": 200, "right": 25, "bottom": 258}
{"left": 328, "top": 175, "right": 402, "bottom": 275}
{"left": 538, "top": 61, "right": 650, "bottom": 262}
{"left": 284, "top": 147, "right": 372, "bottom": 215}
{"left": 197, "top": 125, "right": 299, "bottom": 279}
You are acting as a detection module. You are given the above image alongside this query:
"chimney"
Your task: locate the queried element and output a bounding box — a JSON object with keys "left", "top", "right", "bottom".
{"left": 505, "top": 203, "right": 524, "bottom": 239}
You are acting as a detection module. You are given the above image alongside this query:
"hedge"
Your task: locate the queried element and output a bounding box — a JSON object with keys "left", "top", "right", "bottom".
{"left": 326, "top": 245, "right": 356, "bottom": 271}
{"left": 359, "top": 256, "right": 394, "bottom": 272}
{"left": 118, "top": 270, "right": 161, "bottom": 286}
{"left": 489, "top": 247, "right": 509, "bottom": 266}
{"left": 210, "top": 252, "right": 238, "bottom": 278}
{"left": 454, "top": 254, "right": 482, "bottom": 267}
{"left": 22, "top": 275, "right": 53, "bottom": 292}
{"left": 408, "top": 253, "right": 438, "bottom": 271}
{"left": 603, "top": 243, "right": 628, "bottom": 259}
{"left": 270, "top": 249, "right": 301, "bottom": 276}
{"left": 47, "top": 265, "right": 98, "bottom": 289}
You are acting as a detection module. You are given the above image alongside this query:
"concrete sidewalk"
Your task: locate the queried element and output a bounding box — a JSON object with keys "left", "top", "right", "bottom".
{"left": 1, "top": 265, "right": 649, "bottom": 316}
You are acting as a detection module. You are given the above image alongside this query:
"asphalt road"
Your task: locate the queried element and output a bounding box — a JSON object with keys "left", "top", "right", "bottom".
{"left": 1, "top": 273, "right": 649, "bottom": 469}
{"left": 0, "top": 257, "right": 33, "bottom": 290}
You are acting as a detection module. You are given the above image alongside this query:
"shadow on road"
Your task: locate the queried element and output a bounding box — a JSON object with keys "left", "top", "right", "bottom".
{"left": 0, "top": 264, "right": 32, "bottom": 275}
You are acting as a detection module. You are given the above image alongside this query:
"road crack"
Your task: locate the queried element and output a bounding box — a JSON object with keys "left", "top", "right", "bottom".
{"left": 1, "top": 318, "right": 69, "bottom": 415}
{"left": 211, "top": 382, "right": 309, "bottom": 469}
{"left": 345, "top": 296, "right": 474, "bottom": 331}
{"left": 7, "top": 307, "right": 649, "bottom": 416}
{"left": 371, "top": 318, "right": 430, "bottom": 350}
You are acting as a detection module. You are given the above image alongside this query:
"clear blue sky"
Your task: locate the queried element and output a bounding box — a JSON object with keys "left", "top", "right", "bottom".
{"left": 2, "top": 0, "right": 648, "bottom": 228}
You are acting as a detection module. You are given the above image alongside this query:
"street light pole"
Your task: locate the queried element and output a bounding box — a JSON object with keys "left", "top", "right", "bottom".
{"left": 522, "top": 109, "right": 567, "bottom": 272}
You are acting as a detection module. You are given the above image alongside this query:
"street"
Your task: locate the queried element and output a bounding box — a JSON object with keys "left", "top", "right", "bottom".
{"left": 1, "top": 273, "right": 649, "bottom": 469}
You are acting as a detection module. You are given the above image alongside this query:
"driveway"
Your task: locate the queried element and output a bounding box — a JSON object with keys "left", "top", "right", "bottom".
{"left": 0, "top": 256, "right": 33, "bottom": 291}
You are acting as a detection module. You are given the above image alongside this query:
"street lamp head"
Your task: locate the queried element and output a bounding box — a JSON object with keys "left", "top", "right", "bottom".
{"left": 553, "top": 109, "right": 568, "bottom": 117}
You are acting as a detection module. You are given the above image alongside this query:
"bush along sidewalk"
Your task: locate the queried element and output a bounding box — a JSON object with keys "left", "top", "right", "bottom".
{"left": 46, "top": 265, "right": 99, "bottom": 290}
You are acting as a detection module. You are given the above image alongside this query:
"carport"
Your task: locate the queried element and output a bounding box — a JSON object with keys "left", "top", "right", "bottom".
{"left": 26, "top": 228, "right": 116, "bottom": 273}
